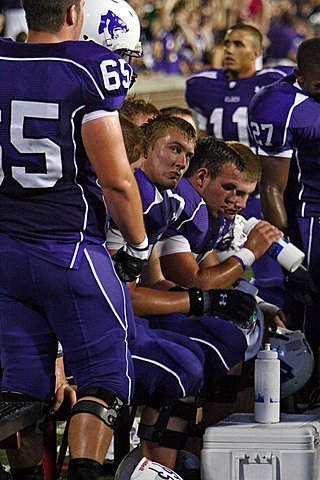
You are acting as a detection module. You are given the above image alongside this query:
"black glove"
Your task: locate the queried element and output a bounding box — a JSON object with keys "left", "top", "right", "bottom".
{"left": 112, "top": 240, "right": 149, "bottom": 282}
{"left": 188, "top": 288, "right": 257, "bottom": 326}
{"left": 207, "top": 289, "right": 257, "bottom": 325}
{"left": 283, "top": 265, "right": 319, "bottom": 306}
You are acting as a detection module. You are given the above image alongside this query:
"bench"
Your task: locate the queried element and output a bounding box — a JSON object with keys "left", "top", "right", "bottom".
{"left": 0, "top": 400, "right": 43, "bottom": 448}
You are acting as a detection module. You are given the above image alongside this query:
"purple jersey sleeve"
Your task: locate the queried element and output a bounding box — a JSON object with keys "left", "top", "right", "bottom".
{"left": 248, "top": 74, "right": 320, "bottom": 216}
{"left": 166, "top": 177, "right": 211, "bottom": 253}
{"left": 0, "top": 39, "right": 133, "bottom": 267}
{"left": 163, "top": 178, "right": 230, "bottom": 254}
{"left": 134, "top": 169, "right": 174, "bottom": 245}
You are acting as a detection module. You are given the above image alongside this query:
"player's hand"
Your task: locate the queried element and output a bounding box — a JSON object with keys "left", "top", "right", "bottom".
{"left": 49, "top": 356, "right": 77, "bottom": 414}
{"left": 49, "top": 382, "right": 77, "bottom": 415}
{"left": 283, "top": 265, "right": 319, "bottom": 306}
{"left": 204, "top": 289, "right": 257, "bottom": 325}
{"left": 244, "top": 220, "right": 283, "bottom": 260}
{"left": 112, "top": 237, "right": 149, "bottom": 282}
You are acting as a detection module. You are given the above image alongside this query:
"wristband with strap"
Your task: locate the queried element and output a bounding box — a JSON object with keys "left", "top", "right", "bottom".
{"left": 126, "top": 235, "right": 149, "bottom": 261}
{"left": 232, "top": 247, "right": 255, "bottom": 271}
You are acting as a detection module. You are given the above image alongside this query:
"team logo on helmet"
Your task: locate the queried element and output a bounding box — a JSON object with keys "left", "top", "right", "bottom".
{"left": 99, "top": 11, "right": 129, "bottom": 39}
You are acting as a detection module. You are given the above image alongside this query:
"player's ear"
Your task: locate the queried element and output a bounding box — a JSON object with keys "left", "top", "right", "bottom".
{"left": 254, "top": 47, "right": 262, "bottom": 60}
{"left": 195, "top": 168, "right": 210, "bottom": 188}
{"left": 66, "top": 5, "right": 77, "bottom": 26}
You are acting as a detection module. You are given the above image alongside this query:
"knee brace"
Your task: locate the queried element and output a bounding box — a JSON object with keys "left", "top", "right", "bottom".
{"left": 69, "top": 387, "right": 124, "bottom": 429}
{"left": 138, "top": 398, "right": 197, "bottom": 450}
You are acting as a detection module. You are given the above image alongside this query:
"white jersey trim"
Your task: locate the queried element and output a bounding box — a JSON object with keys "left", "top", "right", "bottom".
{"left": 84, "top": 247, "right": 133, "bottom": 404}
{"left": 258, "top": 147, "right": 293, "bottom": 158}
{"left": 106, "top": 227, "right": 125, "bottom": 252}
{"left": 82, "top": 110, "right": 118, "bottom": 124}
{"left": 131, "top": 355, "right": 186, "bottom": 398}
{"left": 156, "top": 235, "right": 191, "bottom": 257}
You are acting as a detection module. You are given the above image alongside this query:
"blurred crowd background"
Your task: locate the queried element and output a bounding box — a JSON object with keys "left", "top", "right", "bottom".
{"left": 129, "top": 0, "right": 320, "bottom": 75}
{"left": 1, "top": 0, "right": 320, "bottom": 75}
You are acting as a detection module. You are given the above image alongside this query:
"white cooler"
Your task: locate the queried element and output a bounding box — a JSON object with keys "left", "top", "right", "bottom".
{"left": 201, "top": 413, "right": 320, "bottom": 480}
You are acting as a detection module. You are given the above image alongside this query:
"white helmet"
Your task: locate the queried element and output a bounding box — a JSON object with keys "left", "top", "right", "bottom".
{"left": 115, "top": 446, "right": 194, "bottom": 480}
{"left": 81, "top": 0, "right": 142, "bottom": 57}
{"left": 269, "top": 327, "right": 314, "bottom": 398}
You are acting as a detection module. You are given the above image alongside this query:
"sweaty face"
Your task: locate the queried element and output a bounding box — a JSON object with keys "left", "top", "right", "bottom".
{"left": 223, "top": 29, "right": 260, "bottom": 79}
{"left": 296, "top": 65, "right": 320, "bottom": 103}
{"left": 201, "top": 162, "right": 257, "bottom": 218}
{"left": 144, "top": 128, "right": 195, "bottom": 191}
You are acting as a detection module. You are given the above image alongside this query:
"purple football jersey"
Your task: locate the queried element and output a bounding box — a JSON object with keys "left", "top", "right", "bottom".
{"left": 165, "top": 177, "right": 231, "bottom": 254}
{"left": 134, "top": 168, "right": 176, "bottom": 245}
{"left": 248, "top": 73, "right": 320, "bottom": 217}
{"left": 0, "top": 38, "right": 133, "bottom": 267}
{"left": 185, "top": 66, "right": 293, "bottom": 146}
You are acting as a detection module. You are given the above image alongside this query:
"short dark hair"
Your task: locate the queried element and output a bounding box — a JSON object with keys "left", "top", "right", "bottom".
{"left": 226, "top": 23, "right": 263, "bottom": 49}
{"left": 297, "top": 37, "right": 320, "bottom": 74}
{"left": 142, "top": 114, "right": 197, "bottom": 150}
{"left": 185, "top": 137, "right": 261, "bottom": 182}
{"left": 22, "top": 0, "right": 81, "bottom": 33}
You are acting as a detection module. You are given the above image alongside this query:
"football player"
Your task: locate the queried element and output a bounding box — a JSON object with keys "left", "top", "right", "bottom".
{"left": 248, "top": 36, "right": 320, "bottom": 408}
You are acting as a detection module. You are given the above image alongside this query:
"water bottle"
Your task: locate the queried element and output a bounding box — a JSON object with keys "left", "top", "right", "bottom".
{"left": 254, "top": 343, "right": 280, "bottom": 423}
{"left": 243, "top": 217, "right": 305, "bottom": 272}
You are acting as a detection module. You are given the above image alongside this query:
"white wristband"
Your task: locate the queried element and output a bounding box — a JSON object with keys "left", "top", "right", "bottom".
{"left": 127, "top": 235, "right": 149, "bottom": 261}
{"left": 128, "top": 234, "right": 148, "bottom": 251}
{"left": 232, "top": 248, "right": 255, "bottom": 270}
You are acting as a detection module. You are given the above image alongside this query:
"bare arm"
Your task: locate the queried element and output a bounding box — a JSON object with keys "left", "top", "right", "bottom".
{"left": 107, "top": 247, "right": 190, "bottom": 317}
{"left": 128, "top": 281, "right": 190, "bottom": 317}
{"left": 128, "top": 250, "right": 190, "bottom": 316}
{"left": 160, "top": 250, "right": 244, "bottom": 289}
{"left": 82, "top": 115, "right": 146, "bottom": 245}
{"left": 140, "top": 248, "right": 176, "bottom": 291}
{"left": 160, "top": 222, "right": 283, "bottom": 289}
{"left": 259, "top": 154, "right": 291, "bottom": 236}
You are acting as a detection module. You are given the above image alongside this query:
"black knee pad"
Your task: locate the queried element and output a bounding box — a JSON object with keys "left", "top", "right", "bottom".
{"left": 138, "top": 398, "right": 197, "bottom": 450}
{"left": 11, "top": 465, "right": 43, "bottom": 480}
{"left": 67, "top": 458, "right": 101, "bottom": 480}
